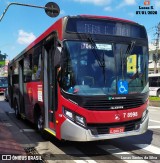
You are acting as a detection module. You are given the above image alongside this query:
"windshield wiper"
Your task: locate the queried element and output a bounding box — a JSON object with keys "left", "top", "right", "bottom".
{"left": 123, "top": 40, "right": 136, "bottom": 65}
{"left": 119, "top": 41, "right": 136, "bottom": 80}
{"left": 127, "top": 41, "right": 136, "bottom": 54}
{"left": 87, "top": 35, "right": 107, "bottom": 86}
{"left": 87, "top": 36, "right": 105, "bottom": 67}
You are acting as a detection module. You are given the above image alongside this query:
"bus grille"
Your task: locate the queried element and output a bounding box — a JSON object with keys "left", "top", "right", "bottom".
{"left": 82, "top": 97, "right": 146, "bottom": 110}
{"left": 62, "top": 91, "right": 148, "bottom": 111}
{"left": 88, "top": 119, "right": 141, "bottom": 135}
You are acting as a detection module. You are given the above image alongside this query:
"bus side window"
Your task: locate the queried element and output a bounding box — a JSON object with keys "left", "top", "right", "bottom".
{"left": 158, "top": 77, "right": 160, "bottom": 86}
{"left": 32, "top": 47, "right": 42, "bottom": 80}
{"left": 36, "top": 53, "right": 42, "bottom": 79}
{"left": 13, "top": 62, "right": 19, "bottom": 84}
{"left": 24, "top": 54, "right": 32, "bottom": 82}
{"left": 152, "top": 77, "right": 158, "bottom": 87}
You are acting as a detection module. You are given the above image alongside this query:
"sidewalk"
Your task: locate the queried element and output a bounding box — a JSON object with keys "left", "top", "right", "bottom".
{"left": 0, "top": 109, "right": 28, "bottom": 163}
{"left": 149, "top": 101, "right": 160, "bottom": 108}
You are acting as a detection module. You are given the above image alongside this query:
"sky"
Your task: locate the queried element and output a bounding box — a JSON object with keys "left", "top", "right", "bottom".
{"left": 0, "top": 0, "right": 160, "bottom": 60}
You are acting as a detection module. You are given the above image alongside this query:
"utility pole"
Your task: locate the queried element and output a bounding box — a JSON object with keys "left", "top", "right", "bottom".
{"left": 153, "top": 22, "right": 160, "bottom": 73}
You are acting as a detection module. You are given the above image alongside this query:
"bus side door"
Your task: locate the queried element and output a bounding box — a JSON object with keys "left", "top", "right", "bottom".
{"left": 19, "top": 60, "right": 25, "bottom": 116}
{"left": 43, "top": 32, "right": 58, "bottom": 131}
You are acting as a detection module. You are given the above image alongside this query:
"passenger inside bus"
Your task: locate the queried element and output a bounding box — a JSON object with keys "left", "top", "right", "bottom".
{"left": 60, "top": 43, "right": 116, "bottom": 94}
{"left": 78, "top": 51, "right": 115, "bottom": 87}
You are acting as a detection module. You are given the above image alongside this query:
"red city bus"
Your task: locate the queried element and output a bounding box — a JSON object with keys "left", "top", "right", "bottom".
{"left": 8, "top": 15, "right": 149, "bottom": 141}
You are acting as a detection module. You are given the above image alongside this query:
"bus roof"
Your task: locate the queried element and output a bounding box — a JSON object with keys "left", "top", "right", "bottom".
{"left": 79, "top": 15, "right": 137, "bottom": 24}
{"left": 10, "top": 15, "right": 143, "bottom": 64}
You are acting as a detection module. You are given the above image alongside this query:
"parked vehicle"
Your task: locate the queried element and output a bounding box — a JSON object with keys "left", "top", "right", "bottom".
{"left": 0, "top": 77, "right": 8, "bottom": 94}
{"left": 4, "top": 87, "right": 9, "bottom": 101}
{"left": 149, "top": 73, "right": 160, "bottom": 97}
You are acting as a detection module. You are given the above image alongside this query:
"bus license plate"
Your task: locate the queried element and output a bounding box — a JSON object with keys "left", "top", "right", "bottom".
{"left": 109, "top": 127, "right": 125, "bottom": 134}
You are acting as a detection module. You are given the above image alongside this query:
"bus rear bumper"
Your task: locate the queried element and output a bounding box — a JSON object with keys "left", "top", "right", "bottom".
{"left": 61, "top": 113, "right": 149, "bottom": 141}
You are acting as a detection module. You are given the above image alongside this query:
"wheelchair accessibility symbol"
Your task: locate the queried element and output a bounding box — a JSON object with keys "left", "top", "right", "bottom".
{"left": 118, "top": 80, "right": 128, "bottom": 94}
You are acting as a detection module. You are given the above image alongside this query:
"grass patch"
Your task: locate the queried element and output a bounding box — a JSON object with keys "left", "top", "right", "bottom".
{"left": 149, "top": 96, "right": 160, "bottom": 101}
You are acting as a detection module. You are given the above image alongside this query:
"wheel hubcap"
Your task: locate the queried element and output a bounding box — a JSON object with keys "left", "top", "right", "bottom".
{"left": 38, "top": 116, "right": 43, "bottom": 131}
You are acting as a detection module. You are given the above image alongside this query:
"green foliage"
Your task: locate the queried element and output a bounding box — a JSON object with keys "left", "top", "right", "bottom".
{"left": 149, "top": 96, "right": 160, "bottom": 101}
{"left": 0, "top": 60, "right": 5, "bottom": 66}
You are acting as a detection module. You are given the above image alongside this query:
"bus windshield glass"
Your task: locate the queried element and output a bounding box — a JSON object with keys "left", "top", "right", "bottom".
{"left": 61, "top": 41, "right": 148, "bottom": 96}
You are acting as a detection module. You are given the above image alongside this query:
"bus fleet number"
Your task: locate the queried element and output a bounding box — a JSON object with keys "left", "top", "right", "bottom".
{"left": 123, "top": 112, "right": 138, "bottom": 118}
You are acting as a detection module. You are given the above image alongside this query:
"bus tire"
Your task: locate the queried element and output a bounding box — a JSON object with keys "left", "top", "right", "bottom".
{"left": 14, "top": 100, "right": 20, "bottom": 119}
{"left": 157, "top": 90, "right": 160, "bottom": 97}
{"left": 34, "top": 108, "right": 44, "bottom": 133}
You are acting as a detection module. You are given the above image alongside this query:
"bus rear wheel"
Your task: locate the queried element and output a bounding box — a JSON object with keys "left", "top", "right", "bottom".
{"left": 14, "top": 100, "right": 20, "bottom": 119}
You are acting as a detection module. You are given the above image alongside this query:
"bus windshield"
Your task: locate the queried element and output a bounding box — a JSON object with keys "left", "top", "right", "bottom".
{"left": 61, "top": 41, "right": 148, "bottom": 95}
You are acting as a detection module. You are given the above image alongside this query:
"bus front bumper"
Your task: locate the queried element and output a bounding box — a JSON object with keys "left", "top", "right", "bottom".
{"left": 61, "top": 112, "right": 149, "bottom": 141}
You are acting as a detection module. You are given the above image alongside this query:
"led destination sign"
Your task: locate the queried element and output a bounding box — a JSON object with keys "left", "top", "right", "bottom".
{"left": 66, "top": 18, "right": 147, "bottom": 38}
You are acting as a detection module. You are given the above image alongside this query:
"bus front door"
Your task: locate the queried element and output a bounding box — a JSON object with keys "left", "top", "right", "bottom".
{"left": 43, "top": 36, "right": 57, "bottom": 133}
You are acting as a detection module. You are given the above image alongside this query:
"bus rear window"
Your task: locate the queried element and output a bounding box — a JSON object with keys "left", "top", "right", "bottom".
{"left": 66, "top": 18, "right": 147, "bottom": 39}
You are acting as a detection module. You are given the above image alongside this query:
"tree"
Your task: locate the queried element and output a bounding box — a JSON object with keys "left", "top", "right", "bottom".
{"left": 0, "top": 51, "right": 7, "bottom": 67}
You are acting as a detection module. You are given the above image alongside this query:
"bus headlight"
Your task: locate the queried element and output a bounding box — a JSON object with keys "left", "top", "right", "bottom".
{"left": 64, "top": 109, "right": 74, "bottom": 120}
{"left": 63, "top": 107, "right": 86, "bottom": 128}
{"left": 75, "top": 115, "right": 86, "bottom": 127}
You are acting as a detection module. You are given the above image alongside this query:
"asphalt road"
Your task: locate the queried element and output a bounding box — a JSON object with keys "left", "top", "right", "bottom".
{"left": 0, "top": 95, "right": 160, "bottom": 163}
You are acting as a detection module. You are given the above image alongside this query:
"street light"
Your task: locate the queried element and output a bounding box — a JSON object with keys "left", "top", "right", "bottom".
{"left": 0, "top": 2, "right": 60, "bottom": 22}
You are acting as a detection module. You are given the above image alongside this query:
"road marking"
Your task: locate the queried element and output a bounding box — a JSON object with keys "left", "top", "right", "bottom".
{"left": 20, "top": 129, "right": 35, "bottom": 132}
{"left": 74, "top": 161, "right": 88, "bottom": 163}
{"left": 1, "top": 122, "right": 12, "bottom": 127}
{"left": 62, "top": 147, "right": 97, "bottom": 163}
{"left": 74, "top": 161, "right": 97, "bottom": 163}
{"left": 149, "top": 119, "right": 160, "bottom": 124}
{"left": 74, "top": 160, "right": 97, "bottom": 162}
{"left": 148, "top": 126, "right": 160, "bottom": 129}
{"left": 74, "top": 159, "right": 97, "bottom": 163}
{"left": 98, "top": 145, "right": 148, "bottom": 163}
{"left": 8, "top": 111, "right": 15, "bottom": 114}
{"left": 148, "top": 107, "right": 158, "bottom": 111}
{"left": 149, "top": 106, "right": 159, "bottom": 109}
{"left": 134, "top": 144, "right": 160, "bottom": 154}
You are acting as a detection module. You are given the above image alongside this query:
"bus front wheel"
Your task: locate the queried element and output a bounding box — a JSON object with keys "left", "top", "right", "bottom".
{"left": 34, "top": 109, "right": 44, "bottom": 132}
{"left": 37, "top": 115, "right": 43, "bottom": 132}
